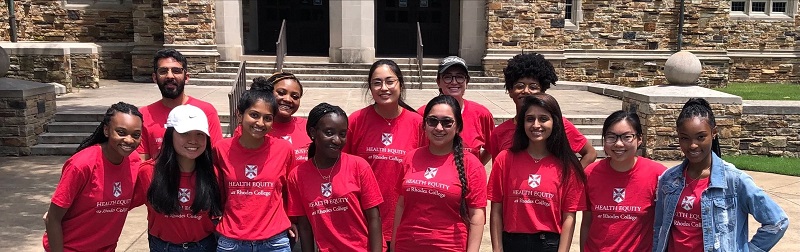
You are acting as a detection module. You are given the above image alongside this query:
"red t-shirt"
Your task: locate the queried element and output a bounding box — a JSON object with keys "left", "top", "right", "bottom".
{"left": 488, "top": 150, "right": 584, "bottom": 234}
{"left": 138, "top": 96, "right": 223, "bottom": 159}
{"left": 43, "top": 145, "right": 140, "bottom": 252}
{"left": 132, "top": 161, "right": 215, "bottom": 244}
{"left": 668, "top": 175, "right": 709, "bottom": 252}
{"left": 418, "top": 99, "right": 494, "bottom": 159}
{"left": 581, "top": 158, "right": 667, "bottom": 252}
{"left": 488, "top": 117, "right": 587, "bottom": 160}
{"left": 344, "top": 106, "right": 423, "bottom": 242}
{"left": 287, "top": 153, "right": 384, "bottom": 252}
{"left": 269, "top": 117, "right": 312, "bottom": 168}
{"left": 393, "top": 147, "right": 488, "bottom": 252}
{"left": 213, "top": 135, "right": 294, "bottom": 240}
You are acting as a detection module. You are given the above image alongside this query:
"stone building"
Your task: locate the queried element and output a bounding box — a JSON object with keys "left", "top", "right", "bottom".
{"left": 0, "top": 0, "right": 798, "bottom": 87}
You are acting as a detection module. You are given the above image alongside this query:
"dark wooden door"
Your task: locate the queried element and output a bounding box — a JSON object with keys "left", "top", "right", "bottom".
{"left": 258, "top": 0, "right": 330, "bottom": 56}
{"left": 375, "top": 0, "right": 451, "bottom": 56}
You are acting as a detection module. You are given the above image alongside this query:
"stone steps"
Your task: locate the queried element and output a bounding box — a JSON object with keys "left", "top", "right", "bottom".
{"left": 214, "top": 66, "right": 486, "bottom": 76}
{"left": 191, "top": 79, "right": 507, "bottom": 89}
{"left": 196, "top": 72, "right": 501, "bottom": 83}
{"left": 218, "top": 61, "right": 453, "bottom": 70}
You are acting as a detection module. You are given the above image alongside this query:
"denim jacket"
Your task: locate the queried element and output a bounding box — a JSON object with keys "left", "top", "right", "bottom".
{"left": 653, "top": 153, "right": 789, "bottom": 252}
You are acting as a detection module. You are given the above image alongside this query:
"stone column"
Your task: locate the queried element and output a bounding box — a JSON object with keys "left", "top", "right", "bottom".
{"left": 459, "top": 0, "right": 487, "bottom": 65}
{"left": 0, "top": 78, "right": 56, "bottom": 156}
{"left": 622, "top": 86, "right": 743, "bottom": 160}
{"left": 329, "top": 0, "right": 375, "bottom": 63}
{"left": 163, "top": 0, "right": 220, "bottom": 74}
{"left": 131, "top": 0, "right": 165, "bottom": 82}
{"left": 215, "top": 0, "right": 243, "bottom": 61}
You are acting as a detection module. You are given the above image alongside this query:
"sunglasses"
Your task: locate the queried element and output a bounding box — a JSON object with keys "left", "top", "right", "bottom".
{"left": 425, "top": 116, "right": 455, "bottom": 128}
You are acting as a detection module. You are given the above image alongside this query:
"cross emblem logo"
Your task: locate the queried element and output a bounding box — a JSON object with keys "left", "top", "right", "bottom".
{"left": 245, "top": 165, "right": 258, "bottom": 180}
{"left": 381, "top": 133, "right": 393, "bottom": 146}
{"left": 282, "top": 136, "right": 293, "bottom": 144}
{"left": 682, "top": 196, "right": 696, "bottom": 211}
{"left": 613, "top": 188, "right": 626, "bottom": 203}
{"left": 321, "top": 182, "right": 332, "bottom": 198}
{"left": 528, "top": 174, "right": 541, "bottom": 189}
{"left": 179, "top": 188, "right": 191, "bottom": 203}
{"left": 424, "top": 167, "right": 438, "bottom": 179}
{"left": 112, "top": 182, "right": 122, "bottom": 198}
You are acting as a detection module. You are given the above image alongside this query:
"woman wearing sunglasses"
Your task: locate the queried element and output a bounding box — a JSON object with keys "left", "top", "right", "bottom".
{"left": 391, "top": 95, "right": 487, "bottom": 252}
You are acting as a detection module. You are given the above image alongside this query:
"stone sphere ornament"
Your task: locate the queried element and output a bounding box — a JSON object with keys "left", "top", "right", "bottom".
{"left": 0, "top": 45, "right": 8, "bottom": 77}
{"left": 664, "top": 50, "right": 702, "bottom": 85}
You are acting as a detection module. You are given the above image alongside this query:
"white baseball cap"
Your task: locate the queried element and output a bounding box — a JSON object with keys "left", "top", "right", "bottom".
{"left": 165, "top": 104, "right": 210, "bottom": 136}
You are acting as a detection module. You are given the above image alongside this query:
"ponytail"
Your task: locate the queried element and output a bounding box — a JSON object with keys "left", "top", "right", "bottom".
{"left": 453, "top": 135, "right": 469, "bottom": 225}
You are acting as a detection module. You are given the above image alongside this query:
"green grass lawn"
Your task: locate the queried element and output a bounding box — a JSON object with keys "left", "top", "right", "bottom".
{"left": 713, "top": 83, "right": 800, "bottom": 100}
{"left": 723, "top": 155, "right": 800, "bottom": 176}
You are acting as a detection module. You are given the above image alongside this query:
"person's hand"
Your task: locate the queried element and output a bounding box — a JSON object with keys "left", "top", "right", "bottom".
{"left": 42, "top": 211, "right": 49, "bottom": 226}
{"left": 289, "top": 223, "right": 298, "bottom": 241}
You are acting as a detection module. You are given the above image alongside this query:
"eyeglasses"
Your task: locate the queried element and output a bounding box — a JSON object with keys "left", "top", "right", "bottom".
{"left": 156, "top": 67, "right": 185, "bottom": 76}
{"left": 513, "top": 82, "right": 541, "bottom": 92}
{"left": 441, "top": 74, "right": 467, "bottom": 84}
{"left": 604, "top": 133, "right": 637, "bottom": 144}
{"left": 371, "top": 78, "right": 398, "bottom": 88}
{"left": 425, "top": 116, "right": 455, "bottom": 128}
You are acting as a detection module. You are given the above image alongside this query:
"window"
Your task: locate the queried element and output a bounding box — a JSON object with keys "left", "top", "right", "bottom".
{"left": 731, "top": 0, "right": 795, "bottom": 16}
{"left": 565, "top": 0, "right": 574, "bottom": 21}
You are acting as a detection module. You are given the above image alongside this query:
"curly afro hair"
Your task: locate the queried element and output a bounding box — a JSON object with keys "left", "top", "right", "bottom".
{"left": 503, "top": 53, "right": 558, "bottom": 92}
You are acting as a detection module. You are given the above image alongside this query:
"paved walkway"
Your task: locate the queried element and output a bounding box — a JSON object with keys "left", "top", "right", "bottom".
{"left": 2, "top": 156, "right": 798, "bottom": 251}
{"left": 54, "top": 80, "right": 621, "bottom": 119}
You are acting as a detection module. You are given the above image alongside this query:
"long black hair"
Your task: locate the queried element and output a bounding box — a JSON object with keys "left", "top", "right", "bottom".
{"left": 365, "top": 59, "right": 416, "bottom": 112}
{"left": 76, "top": 102, "right": 143, "bottom": 153}
{"left": 305, "top": 103, "right": 348, "bottom": 158}
{"left": 237, "top": 77, "right": 278, "bottom": 116}
{"left": 422, "top": 95, "right": 469, "bottom": 225}
{"left": 147, "top": 127, "right": 222, "bottom": 216}
{"left": 677, "top": 97, "right": 722, "bottom": 157}
{"left": 510, "top": 94, "right": 586, "bottom": 184}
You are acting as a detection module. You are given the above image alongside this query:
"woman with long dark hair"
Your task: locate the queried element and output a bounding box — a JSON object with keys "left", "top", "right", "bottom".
{"left": 213, "top": 80, "right": 295, "bottom": 251}
{"left": 288, "top": 103, "right": 383, "bottom": 252}
{"left": 391, "top": 95, "right": 487, "bottom": 252}
{"left": 488, "top": 94, "right": 585, "bottom": 252}
{"left": 345, "top": 59, "right": 423, "bottom": 248}
{"left": 44, "top": 102, "right": 143, "bottom": 252}
{"left": 132, "top": 104, "right": 222, "bottom": 251}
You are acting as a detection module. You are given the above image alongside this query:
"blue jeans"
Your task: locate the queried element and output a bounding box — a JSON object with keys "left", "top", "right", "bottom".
{"left": 217, "top": 231, "right": 291, "bottom": 252}
{"left": 148, "top": 234, "right": 216, "bottom": 252}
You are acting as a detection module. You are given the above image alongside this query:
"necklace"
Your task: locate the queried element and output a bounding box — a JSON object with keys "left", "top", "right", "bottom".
{"left": 312, "top": 155, "right": 340, "bottom": 181}
{"left": 373, "top": 104, "right": 399, "bottom": 126}
{"left": 684, "top": 167, "right": 709, "bottom": 185}
{"left": 527, "top": 150, "right": 548, "bottom": 164}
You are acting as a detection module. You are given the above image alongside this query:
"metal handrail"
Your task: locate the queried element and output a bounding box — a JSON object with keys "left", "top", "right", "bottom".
{"left": 416, "top": 22, "right": 424, "bottom": 89}
{"left": 275, "top": 19, "right": 287, "bottom": 72}
{"left": 227, "top": 61, "right": 247, "bottom": 136}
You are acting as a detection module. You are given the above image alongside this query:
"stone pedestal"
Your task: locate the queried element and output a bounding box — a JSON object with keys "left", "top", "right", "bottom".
{"left": 329, "top": 1, "right": 375, "bottom": 63}
{"left": 0, "top": 78, "right": 57, "bottom": 156}
{"left": 622, "top": 86, "right": 743, "bottom": 160}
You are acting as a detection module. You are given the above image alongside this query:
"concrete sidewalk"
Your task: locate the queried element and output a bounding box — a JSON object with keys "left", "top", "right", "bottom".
{"left": 53, "top": 80, "right": 621, "bottom": 119}
{"left": 2, "top": 156, "right": 797, "bottom": 252}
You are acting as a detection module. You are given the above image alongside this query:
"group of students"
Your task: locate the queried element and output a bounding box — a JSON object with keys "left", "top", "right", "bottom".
{"left": 42, "top": 49, "right": 789, "bottom": 252}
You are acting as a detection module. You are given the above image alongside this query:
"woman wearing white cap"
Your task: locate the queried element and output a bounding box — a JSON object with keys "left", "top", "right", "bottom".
{"left": 417, "top": 56, "right": 494, "bottom": 165}
{"left": 132, "top": 104, "right": 223, "bottom": 252}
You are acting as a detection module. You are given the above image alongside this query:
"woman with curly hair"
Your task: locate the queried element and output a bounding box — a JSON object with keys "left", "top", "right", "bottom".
{"left": 489, "top": 53, "right": 597, "bottom": 167}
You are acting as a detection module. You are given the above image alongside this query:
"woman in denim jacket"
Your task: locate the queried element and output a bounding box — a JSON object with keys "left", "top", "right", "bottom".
{"left": 653, "top": 98, "right": 789, "bottom": 252}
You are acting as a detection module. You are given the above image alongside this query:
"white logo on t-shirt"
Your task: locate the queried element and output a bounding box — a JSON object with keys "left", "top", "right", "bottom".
{"left": 528, "top": 174, "right": 541, "bottom": 189}
{"left": 112, "top": 182, "right": 122, "bottom": 198}
{"left": 382, "top": 133, "right": 393, "bottom": 146}
{"left": 282, "top": 136, "right": 293, "bottom": 144}
{"left": 321, "top": 182, "right": 332, "bottom": 198}
{"left": 245, "top": 165, "right": 258, "bottom": 180}
{"left": 179, "top": 188, "right": 191, "bottom": 203}
{"left": 682, "top": 196, "right": 696, "bottom": 211}
{"left": 424, "top": 167, "right": 438, "bottom": 179}
{"left": 613, "top": 188, "right": 626, "bottom": 203}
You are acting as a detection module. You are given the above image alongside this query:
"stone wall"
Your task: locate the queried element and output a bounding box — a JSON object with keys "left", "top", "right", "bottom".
{"left": 568, "top": 0, "right": 674, "bottom": 50}
{"left": 0, "top": 0, "right": 133, "bottom": 42}
{"left": 729, "top": 55, "right": 800, "bottom": 83}
{"left": 621, "top": 86, "right": 743, "bottom": 160}
{"left": 0, "top": 80, "right": 56, "bottom": 156}
{"left": 728, "top": 19, "right": 798, "bottom": 50}
{"left": 6, "top": 54, "right": 72, "bottom": 92}
{"left": 738, "top": 104, "right": 800, "bottom": 157}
